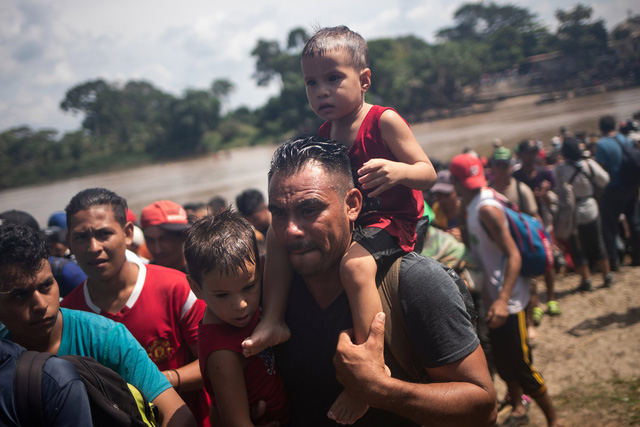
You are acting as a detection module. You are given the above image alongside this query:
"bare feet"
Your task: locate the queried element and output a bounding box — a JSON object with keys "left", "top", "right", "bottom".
{"left": 327, "top": 390, "right": 369, "bottom": 425}
{"left": 241, "top": 319, "right": 291, "bottom": 357}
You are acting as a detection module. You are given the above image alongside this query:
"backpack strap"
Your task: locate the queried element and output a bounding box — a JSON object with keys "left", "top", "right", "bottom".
{"left": 569, "top": 162, "right": 596, "bottom": 200}
{"left": 376, "top": 257, "right": 477, "bottom": 383}
{"left": 515, "top": 179, "right": 523, "bottom": 210}
{"left": 568, "top": 164, "right": 582, "bottom": 184}
{"left": 376, "top": 256, "right": 424, "bottom": 382}
{"left": 14, "top": 350, "right": 55, "bottom": 426}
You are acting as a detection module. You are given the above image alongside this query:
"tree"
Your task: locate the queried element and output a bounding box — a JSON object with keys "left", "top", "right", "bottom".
{"left": 437, "top": 2, "right": 543, "bottom": 42}
{"left": 251, "top": 28, "right": 316, "bottom": 136}
{"left": 211, "top": 79, "right": 235, "bottom": 101}
{"left": 436, "top": 2, "right": 550, "bottom": 71}
{"left": 554, "top": 4, "right": 609, "bottom": 69}
{"left": 367, "top": 36, "right": 435, "bottom": 118}
{"left": 60, "top": 79, "right": 118, "bottom": 137}
{"left": 167, "top": 89, "right": 221, "bottom": 156}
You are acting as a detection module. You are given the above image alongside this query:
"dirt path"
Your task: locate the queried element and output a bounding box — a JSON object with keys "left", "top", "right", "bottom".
{"left": 495, "top": 264, "right": 640, "bottom": 426}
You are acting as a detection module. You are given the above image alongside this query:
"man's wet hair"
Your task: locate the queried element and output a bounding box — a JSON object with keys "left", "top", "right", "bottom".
{"left": 0, "top": 223, "right": 49, "bottom": 283}
{"left": 65, "top": 188, "right": 128, "bottom": 229}
{"left": 268, "top": 135, "right": 355, "bottom": 196}
{"left": 184, "top": 209, "right": 259, "bottom": 286}
{"left": 599, "top": 115, "right": 616, "bottom": 134}
{"left": 302, "top": 25, "right": 369, "bottom": 71}
{"left": 235, "top": 189, "right": 265, "bottom": 217}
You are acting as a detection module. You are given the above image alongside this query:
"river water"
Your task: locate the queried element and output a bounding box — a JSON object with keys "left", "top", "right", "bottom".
{"left": 2, "top": 87, "right": 639, "bottom": 226}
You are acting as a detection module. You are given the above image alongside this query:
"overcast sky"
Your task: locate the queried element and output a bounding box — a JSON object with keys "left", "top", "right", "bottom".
{"left": 1, "top": 0, "right": 635, "bottom": 134}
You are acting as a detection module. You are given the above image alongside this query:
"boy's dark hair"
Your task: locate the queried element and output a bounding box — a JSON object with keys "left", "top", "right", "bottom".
{"left": 184, "top": 210, "right": 259, "bottom": 285}
{"left": 0, "top": 223, "right": 49, "bottom": 283}
{"left": 302, "top": 25, "right": 369, "bottom": 71}
{"left": 65, "top": 188, "right": 128, "bottom": 229}
{"left": 235, "top": 189, "right": 265, "bottom": 217}
{"left": 268, "top": 135, "right": 354, "bottom": 197}
{"left": 207, "top": 196, "right": 227, "bottom": 215}
{"left": 599, "top": 115, "right": 616, "bottom": 134}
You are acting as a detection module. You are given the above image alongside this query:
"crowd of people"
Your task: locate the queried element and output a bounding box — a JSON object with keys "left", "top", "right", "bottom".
{"left": 0, "top": 24, "right": 638, "bottom": 427}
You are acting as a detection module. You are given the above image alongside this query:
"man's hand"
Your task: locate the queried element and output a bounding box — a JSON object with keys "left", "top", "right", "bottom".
{"left": 486, "top": 299, "right": 509, "bottom": 329}
{"left": 333, "top": 312, "right": 390, "bottom": 398}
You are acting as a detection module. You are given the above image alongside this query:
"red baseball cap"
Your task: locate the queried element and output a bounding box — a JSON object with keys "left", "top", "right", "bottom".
{"left": 449, "top": 154, "right": 487, "bottom": 191}
{"left": 126, "top": 208, "right": 137, "bottom": 224}
{"left": 140, "top": 200, "right": 189, "bottom": 231}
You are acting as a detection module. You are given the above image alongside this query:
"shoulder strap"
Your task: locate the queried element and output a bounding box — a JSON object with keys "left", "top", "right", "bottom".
{"left": 14, "top": 350, "right": 55, "bottom": 426}
{"left": 613, "top": 134, "right": 629, "bottom": 152}
{"left": 568, "top": 164, "right": 582, "bottom": 184}
{"left": 516, "top": 180, "right": 523, "bottom": 209}
{"left": 377, "top": 256, "right": 423, "bottom": 382}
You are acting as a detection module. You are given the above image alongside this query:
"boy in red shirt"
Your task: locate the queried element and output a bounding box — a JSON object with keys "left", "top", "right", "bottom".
{"left": 185, "top": 210, "right": 289, "bottom": 426}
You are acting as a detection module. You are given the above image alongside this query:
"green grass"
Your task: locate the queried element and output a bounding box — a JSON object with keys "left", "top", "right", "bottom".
{"left": 554, "top": 375, "right": 640, "bottom": 425}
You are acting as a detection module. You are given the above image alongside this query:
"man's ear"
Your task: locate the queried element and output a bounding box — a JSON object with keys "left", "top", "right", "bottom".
{"left": 187, "top": 275, "right": 204, "bottom": 300}
{"left": 123, "top": 221, "right": 134, "bottom": 247}
{"left": 360, "top": 68, "right": 371, "bottom": 92}
{"left": 345, "top": 188, "right": 362, "bottom": 222}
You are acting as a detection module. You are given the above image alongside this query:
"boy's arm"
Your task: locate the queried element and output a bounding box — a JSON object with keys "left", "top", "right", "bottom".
{"left": 478, "top": 205, "right": 521, "bottom": 329}
{"left": 358, "top": 109, "right": 435, "bottom": 197}
{"left": 206, "top": 349, "right": 255, "bottom": 427}
{"left": 162, "top": 344, "right": 203, "bottom": 392}
{"left": 152, "top": 387, "right": 197, "bottom": 427}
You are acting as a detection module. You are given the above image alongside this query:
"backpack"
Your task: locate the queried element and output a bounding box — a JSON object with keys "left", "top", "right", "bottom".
{"left": 14, "top": 351, "right": 158, "bottom": 427}
{"left": 614, "top": 134, "right": 640, "bottom": 186}
{"left": 553, "top": 165, "right": 584, "bottom": 242}
{"left": 376, "top": 255, "right": 477, "bottom": 382}
{"left": 488, "top": 189, "right": 554, "bottom": 277}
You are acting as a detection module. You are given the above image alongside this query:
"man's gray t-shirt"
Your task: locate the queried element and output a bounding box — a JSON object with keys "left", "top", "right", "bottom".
{"left": 275, "top": 253, "right": 479, "bottom": 426}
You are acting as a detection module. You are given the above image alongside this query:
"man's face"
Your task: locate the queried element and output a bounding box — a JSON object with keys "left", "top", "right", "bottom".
{"left": 434, "top": 191, "right": 458, "bottom": 209}
{"left": 67, "top": 205, "right": 132, "bottom": 283}
{"left": 0, "top": 260, "right": 60, "bottom": 345}
{"left": 518, "top": 150, "right": 537, "bottom": 167}
{"left": 491, "top": 161, "right": 512, "bottom": 180}
{"left": 268, "top": 163, "right": 360, "bottom": 278}
{"left": 143, "top": 226, "right": 186, "bottom": 270}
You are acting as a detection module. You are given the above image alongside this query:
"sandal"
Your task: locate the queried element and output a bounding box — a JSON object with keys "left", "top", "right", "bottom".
{"left": 501, "top": 412, "right": 529, "bottom": 427}
{"left": 547, "top": 300, "right": 561, "bottom": 316}
{"left": 532, "top": 306, "right": 544, "bottom": 326}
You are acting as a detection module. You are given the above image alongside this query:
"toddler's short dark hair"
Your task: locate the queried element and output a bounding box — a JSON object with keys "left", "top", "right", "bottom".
{"left": 302, "top": 25, "right": 369, "bottom": 71}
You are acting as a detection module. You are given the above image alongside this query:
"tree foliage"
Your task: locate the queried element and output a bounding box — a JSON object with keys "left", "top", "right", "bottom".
{"left": 554, "top": 4, "right": 609, "bottom": 69}
{"left": 1, "top": 3, "right": 634, "bottom": 190}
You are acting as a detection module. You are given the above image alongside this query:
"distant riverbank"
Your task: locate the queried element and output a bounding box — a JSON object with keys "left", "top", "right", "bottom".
{"left": 2, "top": 86, "right": 639, "bottom": 226}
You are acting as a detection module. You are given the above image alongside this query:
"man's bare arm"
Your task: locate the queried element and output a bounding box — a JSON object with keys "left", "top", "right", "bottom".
{"left": 334, "top": 313, "right": 497, "bottom": 426}
{"left": 479, "top": 204, "right": 521, "bottom": 329}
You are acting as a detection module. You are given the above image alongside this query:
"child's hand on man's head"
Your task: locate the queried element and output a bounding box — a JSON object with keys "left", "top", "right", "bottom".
{"left": 357, "top": 158, "right": 405, "bottom": 197}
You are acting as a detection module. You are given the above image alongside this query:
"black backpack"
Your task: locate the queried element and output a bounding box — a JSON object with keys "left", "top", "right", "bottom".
{"left": 14, "top": 351, "right": 158, "bottom": 427}
{"left": 614, "top": 134, "right": 640, "bottom": 186}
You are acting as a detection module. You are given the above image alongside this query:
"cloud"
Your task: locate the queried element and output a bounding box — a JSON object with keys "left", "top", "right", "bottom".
{"left": 0, "top": 0, "right": 637, "bottom": 133}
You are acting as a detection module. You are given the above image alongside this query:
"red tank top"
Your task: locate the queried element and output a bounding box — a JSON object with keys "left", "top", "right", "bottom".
{"left": 318, "top": 105, "right": 424, "bottom": 251}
